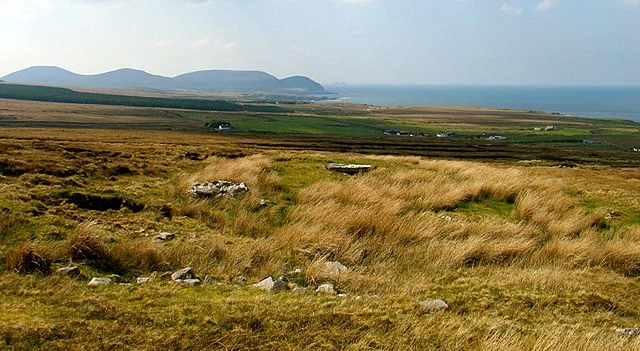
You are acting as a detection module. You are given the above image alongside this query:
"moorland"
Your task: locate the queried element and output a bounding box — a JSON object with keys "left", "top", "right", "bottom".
{"left": 1, "top": 94, "right": 640, "bottom": 350}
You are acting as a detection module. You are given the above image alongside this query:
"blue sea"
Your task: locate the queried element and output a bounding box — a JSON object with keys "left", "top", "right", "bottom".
{"left": 323, "top": 85, "right": 640, "bottom": 122}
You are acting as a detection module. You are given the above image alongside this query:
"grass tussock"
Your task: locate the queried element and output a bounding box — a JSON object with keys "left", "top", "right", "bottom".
{"left": 4, "top": 244, "right": 52, "bottom": 276}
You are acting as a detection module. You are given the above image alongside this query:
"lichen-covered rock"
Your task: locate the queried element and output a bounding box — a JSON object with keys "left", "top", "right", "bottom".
{"left": 271, "top": 277, "right": 289, "bottom": 292}
{"left": 189, "top": 181, "right": 248, "bottom": 198}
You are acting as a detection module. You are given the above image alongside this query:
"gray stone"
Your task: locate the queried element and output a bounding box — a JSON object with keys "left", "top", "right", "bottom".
{"left": 420, "top": 299, "right": 449, "bottom": 312}
{"left": 175, "top": 279, "right": 201, "bottom": 286}
{"left": 136, "top": 277, "right": 152, "bottom": 284}
{"left": 616, "top": 328, "right": 640, "bottom": 337}
{"left": 171, "top": 267, "right": 196, "bottom": 281}
{"left": 156, "top": 232, "right": 176, "bottom": 241}
{"left": 271, "top": 277, "right": 289, "bottom": 292}
{"left": 253, "top": 276, "right": 274, "bottom": 291}
{"left": 56, "top": 266, "right": 80, "bottom": 277}
{"left": 337, "top": 293, "right": 349, "bottom": 298}
{"left": 189, "top": 181, "right": 248, "bottom": 198}
{"left": 88, "top": 277, "right": 112, "bottom": 287}
{"left": 316, "top": 283, "right": 336, "bottom": 294}
{"left": 326, "top": 163, "right": 375, "bottom": 175}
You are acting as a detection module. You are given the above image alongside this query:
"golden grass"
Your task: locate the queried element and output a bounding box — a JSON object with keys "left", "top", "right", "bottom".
{"left": 2, "top": 132, "right": 640, "bottom": 350}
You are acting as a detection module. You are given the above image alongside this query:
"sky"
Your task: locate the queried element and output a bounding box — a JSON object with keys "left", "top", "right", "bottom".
{"left": 1, "top": 0, "right": 639, "bottom": 85}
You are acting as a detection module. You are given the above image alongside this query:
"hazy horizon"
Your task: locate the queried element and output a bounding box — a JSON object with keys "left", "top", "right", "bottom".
{"left": 2, "top": 0, "right": 640, "bottom": 86}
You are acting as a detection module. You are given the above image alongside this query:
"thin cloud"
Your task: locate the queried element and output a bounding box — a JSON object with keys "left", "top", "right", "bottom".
{"left": 192, "top": 37, "right": 209, "bottom": 48}
{"left": 153, "top": 39, "right": 177, "bottom": 48}
{"left": 500, "top": 4, "right": 524, "bottom": 15}
{"left": 535, "top": 0, "right": 562, "bottom": 11}
{"left": 622, "top": 0, "right": 640, "bottom": 5}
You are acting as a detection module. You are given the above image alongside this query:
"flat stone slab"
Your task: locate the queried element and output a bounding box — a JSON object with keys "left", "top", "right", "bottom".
{"left": 136, "top": 277, "right": 152, "bottom": 284}
{"left": 326, "top": 163, "right": 375, "bottom": 175}
{"left": 172, "top": 267, "right": 197, "bottom": 281}
{"left": 189, "top": 181, "right": 248, "bottom": 198}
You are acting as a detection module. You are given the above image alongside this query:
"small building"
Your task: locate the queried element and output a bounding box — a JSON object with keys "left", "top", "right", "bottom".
{"left": 436, "top": 132, "right": 457, "bottom": 138}
{"left": 205, "top": 121, "right": 231, "bottom": 131}
{"left": 487, "top": 135, "right": 507, "bottom": 141}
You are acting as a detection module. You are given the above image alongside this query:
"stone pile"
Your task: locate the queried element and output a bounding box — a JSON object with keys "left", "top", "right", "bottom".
{"left": 189, "top": 181, "right": 248, "bottom": 198}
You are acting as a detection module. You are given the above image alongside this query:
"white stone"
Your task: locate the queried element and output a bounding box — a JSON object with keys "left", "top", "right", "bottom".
{"left": 88, "top": 277, "right": 112, "bottom": 287}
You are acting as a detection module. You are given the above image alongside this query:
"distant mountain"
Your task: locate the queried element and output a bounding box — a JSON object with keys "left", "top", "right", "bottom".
{"left": 1, "top": 66, "right": 326, "bottom": 95}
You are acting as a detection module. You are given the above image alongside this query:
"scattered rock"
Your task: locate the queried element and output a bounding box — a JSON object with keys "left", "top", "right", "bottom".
{"left": 156, "top": 232, "right": 176, "bottom": 241}
{"left": 337, "top": 293, "right": 349, "bottom": 298}
{"left": 355, "top": 296, "right": 363, "bottom": 300}
{"left": 203, "top": 275, "right": 217, "bottom": 285}
{"left": 56, "top": 266, "right": 80, "bottom": 277}
{"left": 441, "top": 215, "right": 453, "bottom": 223}
{"left": 136, "top": 277, "right": 152, "bottom": 284}
{"left": 253, "top": 276, "right": 275, "bottom": 291}
{"left": 88, "top": 277, "right": 112, "bottom": 287}
{"left": 159, "top": 271, "right": 172, "bottom": 280}
{"left": 326, "top": 163, "right": 375, "bottom": 175}
{"left": 175, "top": 279, "right": 201, "bottom": 286}
{"left": 316, "top": 283, "right": 336, "bottom": 294}
{"left": 616, "top": 328, "right": 640, "bottom": 337}
{"left": 171, "top": 267, "right": 197, "bottom": 281}
{"left": 189, "top": 181, "right": 248, "bottom": 198}
{"left": 420, "top": 299, "right": 449, "bottom": 312}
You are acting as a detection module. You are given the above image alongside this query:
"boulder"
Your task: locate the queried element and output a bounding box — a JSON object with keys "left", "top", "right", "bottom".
{"left": 171, "top": 267, "right": 197, "bottom": 281}
{"left": 189, "top": 181, "right": 248, "bottom": 198}
{"left": 326, "top": 163, "right": 375, "bottom": 175}
{"left": 616, "top": 328, "right": 640, "bottom": 337}
{"left": 156, "top": 232, "right": 176, "bottom": 241}
{"left": 420, "top": 299, "right": 449, "bottom": 312}
{"left": 316, "top": 283, "right": 336, "bottom": 294}
{"left": 88, "top": 277, "right": 112, "bottom": 287}
{"left": 56, "top": 266, "right": 80, "bottom": 277}
{"left": 106, "top": 274, "right": 125, "bottom": 283}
